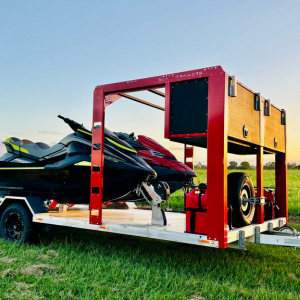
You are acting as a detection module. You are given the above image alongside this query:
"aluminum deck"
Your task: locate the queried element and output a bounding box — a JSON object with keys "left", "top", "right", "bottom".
{"left": 33, "top": 207, "right": 288, "bottom": 249}
{"left": 34, "top": 208, "right": 220, "bottom": 247}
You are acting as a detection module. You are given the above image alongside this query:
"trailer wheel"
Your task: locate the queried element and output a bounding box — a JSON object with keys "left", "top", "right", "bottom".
{"left": 228, "top": 172, "right": 255, "bottom": 228}
{"left": 0, "top": 204, "right": 34, "bottom": 243}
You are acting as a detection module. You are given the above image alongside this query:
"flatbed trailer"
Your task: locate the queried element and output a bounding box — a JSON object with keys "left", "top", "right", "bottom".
{"left": 0, "top": 198, "right": 297, "bottom": 249}
{"left": 0, "top": 65, "right": 299, "bottom": 250}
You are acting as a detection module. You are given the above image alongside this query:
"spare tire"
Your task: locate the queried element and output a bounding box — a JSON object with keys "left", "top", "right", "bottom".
{"left": 228, "top": 172, "right": 255, "bottom": 228}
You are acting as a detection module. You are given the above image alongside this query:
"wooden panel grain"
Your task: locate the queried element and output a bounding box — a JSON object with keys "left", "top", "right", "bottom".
{"left": 47, "top": 209, "right": 187, "bottom": 232}
{"left": 264, "top": 106, "right": 285, "bottom": 152}
{"left": 228, "top": 84, "right": 260, "bottom": 145}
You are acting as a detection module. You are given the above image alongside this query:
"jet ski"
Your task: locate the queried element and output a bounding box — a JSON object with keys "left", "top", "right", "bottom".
{"left": 114, "top": 132, "right": 197, "bottom": 195}
{"left": 0, "top": 115, "right": 156, "bottom": 204}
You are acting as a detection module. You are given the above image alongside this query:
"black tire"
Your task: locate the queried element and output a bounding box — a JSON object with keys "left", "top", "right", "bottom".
{"left": 228, "top": 172, "right": 255, "bottom": 228}
{"left": 0, "top": 203, "right": 34, "bottom": 243}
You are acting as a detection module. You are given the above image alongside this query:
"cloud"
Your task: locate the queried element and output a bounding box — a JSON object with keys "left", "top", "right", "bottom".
{"left": 169, "top": 145, "right": 183, "bottom": 151}
{"left": 0, "top": 142, "right": 6, "bottom": 157}
{"left": 38, "top": 131, "right": 65, "bottom": 135}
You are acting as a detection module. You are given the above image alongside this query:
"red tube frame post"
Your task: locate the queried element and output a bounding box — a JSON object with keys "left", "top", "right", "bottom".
{"left": 275, "top": 153, "right": 288, "bottom": 221}
{"left": 256, "top": 102, "right": 265, "bottom": 224}
{"left": 89, "top": 87, "right": 105, "bottom": 225}
{"left": 276, "top": 115, "right": 288, "bottom": 221}
{"left": 206, "top": 72, "right": 228, "bottom": 248}
{"left": 184, "top": 145, "right": 194, "bottom": 170}
{"left": 256, "top": 147, "right": 264, "bottom": 223}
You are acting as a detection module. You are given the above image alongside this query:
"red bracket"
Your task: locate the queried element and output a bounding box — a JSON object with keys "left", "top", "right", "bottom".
{"left": 184, "top": 144, "right": 194, "bottom": 170}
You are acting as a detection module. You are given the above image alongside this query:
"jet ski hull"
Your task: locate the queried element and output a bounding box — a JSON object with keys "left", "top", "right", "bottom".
{"left": 114, "top": 132, "right": 197, "bottom": 196}
{"left": 0, "top": 158, "right": 154, "bottom": 204}
{"left": 1, "top": 116, "right": 157, "bottom": 205}
{"left": 0, "top": 166, "right": 152, "bottom": 204}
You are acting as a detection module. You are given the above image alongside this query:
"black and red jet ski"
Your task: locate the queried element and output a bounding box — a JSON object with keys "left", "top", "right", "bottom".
{"left": 114, "top": 132, "right": 197, "bottom": 195}
{"left": 0, "top": 116, "right": 156, "bottom": 204}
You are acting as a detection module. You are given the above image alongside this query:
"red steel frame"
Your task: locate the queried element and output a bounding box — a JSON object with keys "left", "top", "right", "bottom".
{"left": 89, "top": 65, "right": 288, "bottom": 249}
{"left": 184, "top": 145, "right": 194, "bottom": 170}
{"left": 256, "top": 101, "right": 265, "bottom": 224}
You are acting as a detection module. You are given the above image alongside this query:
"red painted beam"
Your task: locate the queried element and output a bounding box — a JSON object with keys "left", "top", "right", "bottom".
{"left": 256, "top": 102, "right": 265, "bottom": 224}
{"left": 101, "top": 66, "right": 224, "bottom": 94}
{"left": 206, "top": 71, "right": 228, "bottom": 249}
{"left": 256, "top": 146, "right": 264, "bottom": 224}
{"left": 90, "top": 88, "right": 105, "bottom": 225}
{"left": 184, "top": 144, "right": 194, "bottom": 170}
{"left": 275, "top": 153, "right": 288, "bottom": 222}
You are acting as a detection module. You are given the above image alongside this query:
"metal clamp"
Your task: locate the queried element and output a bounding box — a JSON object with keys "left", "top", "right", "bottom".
{"left": 243, "top": 197, "right": 266, "bottom": 205}
{"left": 229, "top": 75, "right": 237, "bottom": 97}
{"left": 254, "top": 226, "right": 260, "bottom": 244}
{"left": 238, "top": 231, "right": 246, "bottom": 250}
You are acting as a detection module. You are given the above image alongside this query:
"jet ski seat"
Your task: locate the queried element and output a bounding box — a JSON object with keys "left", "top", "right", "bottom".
{"left": 9, "top": 137, "right": 21, "bottom": 145}
{"left": 20, "top": 139, "right": 34, "bottom": 146}
{"left": 3, "top": 137, "right": 65, "bottom": 160}
{"left": 20, "top": 142, "right": 64, "bottom": 160}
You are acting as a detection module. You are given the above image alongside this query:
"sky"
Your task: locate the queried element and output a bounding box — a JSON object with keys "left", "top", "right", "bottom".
{"left": 0, "top": 0, "right": 300, "bottom": 165}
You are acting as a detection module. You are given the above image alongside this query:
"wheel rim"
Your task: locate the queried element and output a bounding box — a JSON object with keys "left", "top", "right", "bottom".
{"left": 4, "top": 212, "right": 24, "bottom": 241}
{"left": 241, "top": 184, "right": 251, "bottom": 216}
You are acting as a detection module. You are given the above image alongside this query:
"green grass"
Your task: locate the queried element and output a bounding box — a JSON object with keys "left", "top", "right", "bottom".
{"left": 138, "top": 169, "right": 300, "bottom": 217}
{"left": 0, "top": 170, "right": 299, "bottom": 299}
{"left": 0, "top": 224, "right": 300, "bottom": 300}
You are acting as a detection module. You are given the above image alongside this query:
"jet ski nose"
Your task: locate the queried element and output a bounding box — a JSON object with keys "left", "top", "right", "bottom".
{"left": 148, "top": 170, "right": 157, "bottom": 180}
{"left": 137, "top": 164, "right": 157, "bottom": 180}
{"left": 143, "top": 163, "right": 157, "bottom": 179}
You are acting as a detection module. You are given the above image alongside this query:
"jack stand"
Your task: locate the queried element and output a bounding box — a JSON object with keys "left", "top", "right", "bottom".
{"left": 166, "top": 199, "right": 171, "bottom": 211}
{"left": 142, "top": 183, "right": 167, "bottom": 226}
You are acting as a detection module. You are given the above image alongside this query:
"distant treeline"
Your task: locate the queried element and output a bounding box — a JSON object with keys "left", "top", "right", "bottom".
{"left": 194, "top": 161, "right": 300, "bottom": 170}
{"left": 263, "top": 162, "right": 300, "bottom": 170}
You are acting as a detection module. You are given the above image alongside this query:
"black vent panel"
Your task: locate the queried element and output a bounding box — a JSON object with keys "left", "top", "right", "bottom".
{"left": 170, "top": 78, "right": 208, "bottom": 135}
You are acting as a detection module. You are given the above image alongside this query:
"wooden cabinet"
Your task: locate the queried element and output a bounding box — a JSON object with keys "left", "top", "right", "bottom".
{"left": 228, "top": 84, "right": 260, "bottom": 145}
{"left": 264, "top": 105, "right": 285, "bottom": 152}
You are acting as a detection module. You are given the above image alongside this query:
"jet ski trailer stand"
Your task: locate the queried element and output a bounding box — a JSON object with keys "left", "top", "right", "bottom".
{"left": 0, "top": 65, "right": 299, "bottom": 250}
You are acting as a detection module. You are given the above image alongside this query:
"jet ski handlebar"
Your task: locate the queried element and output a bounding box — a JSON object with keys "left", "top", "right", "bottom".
{"left": 57, "top": 115, "right": 88, "bottom": 133}
{"left": 57, "top": 115, "right": 66, "bottom": 121}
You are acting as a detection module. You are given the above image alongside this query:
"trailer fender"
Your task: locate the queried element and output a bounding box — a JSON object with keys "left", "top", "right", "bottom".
{"left": 0, "top": 196, "right": 48, "bottom": 219}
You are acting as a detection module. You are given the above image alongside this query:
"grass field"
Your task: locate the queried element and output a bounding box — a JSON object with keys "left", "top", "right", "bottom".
{"left": 0, "top": 170, "right": 299, "bottom": 299}
{"left": 0, "top": 223, "right": 300, "bottom": 300}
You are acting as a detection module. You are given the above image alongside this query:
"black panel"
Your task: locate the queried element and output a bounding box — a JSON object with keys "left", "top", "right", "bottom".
{"left": 170, "top": 78, "right": 208, "bottom": 135}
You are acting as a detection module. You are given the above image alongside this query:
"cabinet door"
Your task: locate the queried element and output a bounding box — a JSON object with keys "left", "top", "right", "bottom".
{"left": 264, "top": 106, "right": 285, "bottom": 152}
{"left": 228, "top": 84, "right": 260, "bottom": 145}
